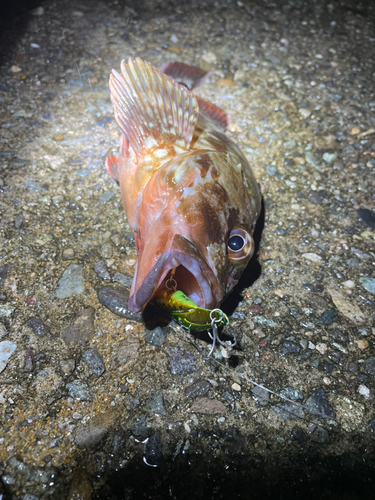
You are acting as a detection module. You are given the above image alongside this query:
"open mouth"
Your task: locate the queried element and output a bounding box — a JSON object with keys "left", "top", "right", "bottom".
{"left": 128, "top": 234, "right": 222, "bottom": 312}
{"left": 161, "top": 265, "right": 203, "bottom": 306}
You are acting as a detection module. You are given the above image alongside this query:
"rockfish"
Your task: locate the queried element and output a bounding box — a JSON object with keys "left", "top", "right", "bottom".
{"left": 106, "top": 58, "right": 261, "bottom": 314}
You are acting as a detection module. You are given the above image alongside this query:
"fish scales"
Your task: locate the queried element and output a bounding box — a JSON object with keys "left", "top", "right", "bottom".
{"left": 107, "top": 58, "right": 261, "bottom": 313}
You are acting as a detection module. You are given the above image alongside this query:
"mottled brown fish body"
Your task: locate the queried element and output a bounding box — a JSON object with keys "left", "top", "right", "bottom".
{"left": 107, "top": 58, "right": 261, "bottom": 312}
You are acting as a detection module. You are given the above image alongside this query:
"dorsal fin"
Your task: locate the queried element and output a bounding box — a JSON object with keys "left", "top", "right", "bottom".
{"left": 196, "top": 96, "right": 230, "bottom": 130}
{"left": 109, "top": 58, "right": 199, "bottom": 156}
{"left": 160, "top": 61, "right": 210, "bottom": 90}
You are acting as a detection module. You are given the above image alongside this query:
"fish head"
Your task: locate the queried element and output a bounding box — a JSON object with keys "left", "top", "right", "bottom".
{"left": 128, "top": 151, "right": 260, "bottom": 313}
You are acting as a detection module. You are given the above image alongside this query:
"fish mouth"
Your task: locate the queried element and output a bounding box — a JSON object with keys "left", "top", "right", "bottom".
{"left": 128, "top": 234, "right": 222, "bottom": 312}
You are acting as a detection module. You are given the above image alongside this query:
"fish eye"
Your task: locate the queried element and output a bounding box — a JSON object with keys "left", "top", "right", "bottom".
{"left": 227, "top": 228, "right": 254, "bottom": 261}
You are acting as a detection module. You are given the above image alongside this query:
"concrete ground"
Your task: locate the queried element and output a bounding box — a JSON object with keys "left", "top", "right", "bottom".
{"left": 0, "top": 0, "right": 374, "bottom": 498}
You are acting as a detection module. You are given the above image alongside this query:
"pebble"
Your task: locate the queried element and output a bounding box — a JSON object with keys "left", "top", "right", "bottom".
{"left": 308, "top": 424, "right": 330, "bottom": 444}
{"left": 359, "top": 277, "right": 375, "bottom": 294}
{"left": 144, "top": 432, "right": 163, "bottom": 466}
{"left": 272, "top": 386, "right": 305, "bottom": 421}
{"left": 60, "top": 358, "right": 75, "bottom": 375}
{"left": 55, "top": 264, "right": 84, "bottom": 299}
{"left": 74, "top": 408, "right": 119, "bottom": 448}
{"left": 66, "top": 379, "right": 93, "bottom": 401}
{"left": 322, "top": 152, "right": 337, "bottom": 163}
{"left": 251, "top": 386, "right": 269, "bottom": 406}
{"left": 364, "top": 357, "right": 375, "bottom": 375}
{"left": 358, "top": 384, "right": 370, "bottom": 399}
{"left": 14, "top": 214, "right": 24, "bottom": 228}
{"left": 0, "top": 264, "right": 16, "bottom": 285}
{"left": 62, "top": 248, "right": 75, "bottom": 260}
{"left": 94, "top": 260, "right": 111, "bottom": 280}
{"left": 249, "top": 305, "right": 264, "bottom": 315}
{"left": 315, "top": 343, "right": 327, "bottom": 355}
{"left": 7, "top": 455, "right": 56, "bottom": 484}
{"left": 23, "top": 348, "right": 34, "bottom": 372}
{"left": 26, "top": 316, "right": 50, "bottom": 336}
{"left": 316, "top": 309, "right": 337, "bottom": 325}
{"left": 232, "top": 383, "right": 241, "bottom": 392}
{"left": 146, "top": 390, "right": 167, "bottom": 416}
{"left": 184, "top": 380, "right": 211, "bottom": 399}
{"left": 0, "top": 322, "right": 7, "bottom": 340}
{"left": 98, "top": 191, "right": 115, "bottom": 203}
{"left": 116, "top": 335, "right": 140, "bottom": 365}
{"left": 283, "top": 139, "right": 296, "bottom": 149}
{"left": 305, "top": 388, "right": 335, "bottom": 419}
{"left": 131, "top": 414, "right": 148, "bottom": 440}
{"left": 265, "top": 165, "right": 278, "bottom": 176}
{"left": 144, "top": 326, "right": 168, "bottom": 346}
{"left": 329, "top": 329, "right": 348, "bottom": 344}
{"left": 112, "top": 272, "right": 133, "bottom": 288}
{"left": 81, "top": 348, "right": 105, "bottom": 377}
{"left": 97, "top": 286, "right": 143, "bottom": 322}
{"left": 291, "top": 426, "right": 306, "bottom": 445}
{"left": 357, "top": 208, "right": 375, "bottom": 228}
{"left": 0, "top": 340, "right": 17, "bottom": 373}
{"left": 302, "top": 253, "right": 322, "bottom": 262}
{"left": 355, "top": 339, "right": 369, "bottom": 351}
{"left": 0, "top": 304, "right": 15, "bottom": 318}
{"left": 100, "top": 243, "right": 113, "bottom": 259}
{"left": 202, "top": 52, "right": 217, "bottom": 64}
{"left": 280, "top": 341, "right": 300, "bottom": 355}
{"left": 189, "top": 397, "right": 227, "bottom": 414}
{"left": 253, "top": 316, "right": 277, "bottom": 328}
{"left": 299, "top": 108, "right": 311, "bottom": 119}
{"left": 166, "top": 347, "right": 197, "bottom": 376}
{"left": 76, "top": 168, "right": 90, "bottom": 178}
{"left": 31, "top": 6, "right": 44, "bottom": 15}
{"left": 33, "top": 368, "right": 63, "bottom": 396}
{"left": 60, "top": 307, "right": 95, "bottom": 346}
{"left": 123, "top": 396, "right": 140, "bottom": 410}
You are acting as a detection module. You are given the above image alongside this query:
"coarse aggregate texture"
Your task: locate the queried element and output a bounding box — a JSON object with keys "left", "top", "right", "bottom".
{"left": 0, "top": 0, "right": 375, "bottom": 498}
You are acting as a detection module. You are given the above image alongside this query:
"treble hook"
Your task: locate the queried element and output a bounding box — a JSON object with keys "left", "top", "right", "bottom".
{"left": 205, "top": 308, "right": 236, "bottom": 359}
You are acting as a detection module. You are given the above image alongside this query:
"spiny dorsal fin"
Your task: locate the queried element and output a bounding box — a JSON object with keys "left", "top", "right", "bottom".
{"left": 109, "top": 58, "right": 199, "bottom": 156}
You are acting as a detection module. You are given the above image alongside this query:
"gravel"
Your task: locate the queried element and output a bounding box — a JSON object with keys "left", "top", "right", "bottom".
{"left": 1, "top": 0, "right": 374, "bottom": 497}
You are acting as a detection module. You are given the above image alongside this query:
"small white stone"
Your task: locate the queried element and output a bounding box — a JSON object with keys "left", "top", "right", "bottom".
{"left": 316, "top": 343, "right": 327, "bottom": 355}
{"left": 308, "top": 341, "right": 315, "bottom": 350}
{"left": 341, "top": 280, "right": 355, "bottom": 292}
{"left": 202, "top": 52, "right": 217, "bottom": 64}
{"left": 170, "top": 34, "right": 178, "bottom": 43}
{"left": 358, "top": 384, "right": 370, "bottom": 399}
{"left": 232, "top": 383, "right": 241, "bottom": 392}
{"left": 323, "top": 377, "right": 331, "bottom": 385}
{"left": 299, "top": 108, "right": 311, "bottom": 118}
{"left": 184, "top": 422, "right": 191, "bottom": 433}
{"left": 31, "top": 6, "right": 44, "bottom": 15}
{"left": 302, "top": 253, "right": 322, "bottom": 262}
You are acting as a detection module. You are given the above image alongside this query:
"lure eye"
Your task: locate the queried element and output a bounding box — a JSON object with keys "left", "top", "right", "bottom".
{"left": 227, "top": 228, "right": 254, "bottom": 261}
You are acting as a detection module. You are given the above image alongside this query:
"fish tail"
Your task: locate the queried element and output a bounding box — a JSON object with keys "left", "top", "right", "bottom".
{"left": 160, "top": 61, "right": 210, "bottom": 90}
{"left": 161, "top": 62, "right": 230, "bottom": 130}
{"left": 109, "top": 58, "right": 199, "bottom": 156}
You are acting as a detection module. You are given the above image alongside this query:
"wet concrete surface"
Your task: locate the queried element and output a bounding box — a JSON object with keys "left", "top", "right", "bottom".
{"left": 0, "top": 0, "right": 375, "bottom": 498}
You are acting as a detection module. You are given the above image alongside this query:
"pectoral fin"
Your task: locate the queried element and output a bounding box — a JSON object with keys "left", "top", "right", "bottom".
{"left": 105, "top": 154, "right": 120, "bottom": 182}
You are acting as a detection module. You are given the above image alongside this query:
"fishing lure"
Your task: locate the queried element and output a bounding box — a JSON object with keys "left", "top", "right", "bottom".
{"left": 155, "top": 288, "right": 229, "bottom": 331}
{"left": 155, "top": 272, "right": 235, "bottom": 358}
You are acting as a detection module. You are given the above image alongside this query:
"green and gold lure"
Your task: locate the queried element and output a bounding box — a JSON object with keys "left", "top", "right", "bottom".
{"left": 154, "top": 273, "right": 235, "bottom": 358}
{"left": 155, "top": 288, "right": 229, "bottom": 331}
